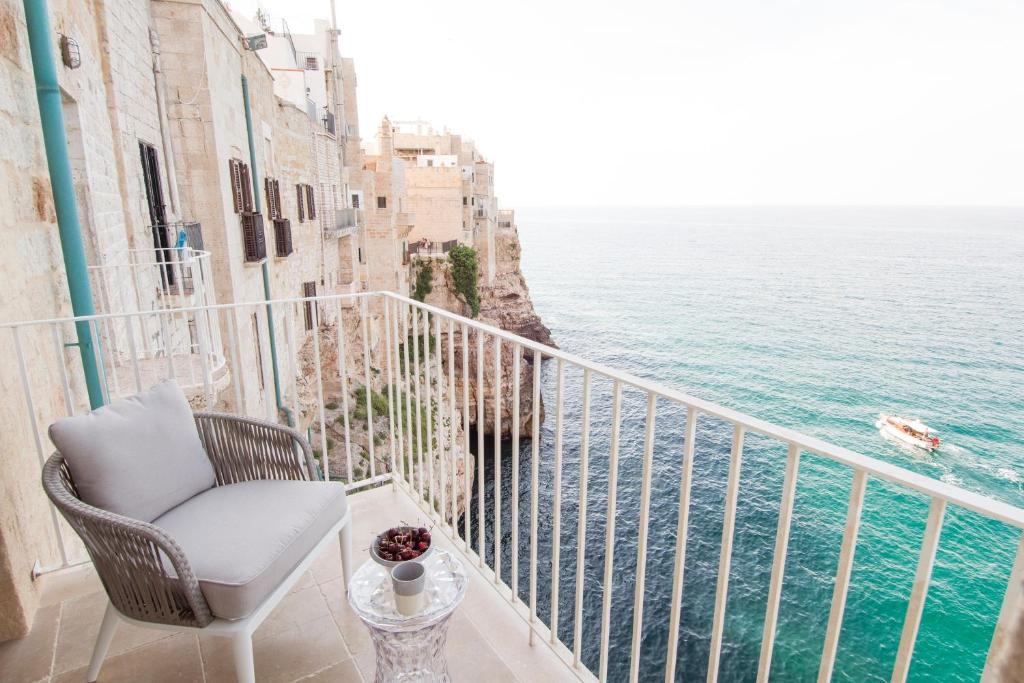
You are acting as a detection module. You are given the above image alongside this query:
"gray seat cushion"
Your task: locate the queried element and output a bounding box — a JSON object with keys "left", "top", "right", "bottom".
{"left": 48, "top": 380, "right": 216, "bottom": 522}
{"left": 153, "top": 480, "right": 348, "bottom": 620}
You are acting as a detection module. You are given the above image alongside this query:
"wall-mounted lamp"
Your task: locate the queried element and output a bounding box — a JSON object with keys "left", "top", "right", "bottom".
{"left": 244, "top": 33, "right": 268, "bottom": 51}
{"left": 59, "top": 34, "right": 81, "bottom": 69}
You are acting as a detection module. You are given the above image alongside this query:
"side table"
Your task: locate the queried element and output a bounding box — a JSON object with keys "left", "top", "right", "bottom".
{"left": 347, "top": 549, "right": 468, "bottom": 682}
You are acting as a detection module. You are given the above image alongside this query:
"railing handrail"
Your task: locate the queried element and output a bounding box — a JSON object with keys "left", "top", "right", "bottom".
{"left": 87, "top": 247, "right": 211, "bottom": 270}
{"left": 380, "top": 292, "right": 1024, "bottom": 529}
{"left": 3, "top": 289, "right": 1022, "bottom": 529}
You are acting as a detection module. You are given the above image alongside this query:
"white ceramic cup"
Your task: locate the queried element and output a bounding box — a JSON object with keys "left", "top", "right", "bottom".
{"left": 391, "top": 561, "right": 426, "bottom": 616}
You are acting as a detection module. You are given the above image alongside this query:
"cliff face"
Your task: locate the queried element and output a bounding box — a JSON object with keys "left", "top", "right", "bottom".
{"left": 417, "top": 226, "right": 554, "bottom": 438}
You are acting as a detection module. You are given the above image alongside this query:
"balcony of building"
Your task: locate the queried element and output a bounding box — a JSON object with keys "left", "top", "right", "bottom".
{"left": 408, "top": 239, "right": 458, "bottom": 260}
{"left": 85, "top": 242, "right": 229, "bottom": 404}
{"left": 325, "top": 209, "right": 359, "bottom": 239}
{"left": 496, "top": 209, "right": 515, "bottom": 230}
{"left": 0, "top": 292, "right": 1021, "bottom": 682}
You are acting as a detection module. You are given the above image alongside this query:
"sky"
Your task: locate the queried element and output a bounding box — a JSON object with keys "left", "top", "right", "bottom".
{"left": 229, "top": 0, "right": 1024, "bottom": 208}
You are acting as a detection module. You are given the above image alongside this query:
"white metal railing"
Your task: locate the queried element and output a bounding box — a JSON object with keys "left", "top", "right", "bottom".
{"left": 3, "top": 291, "right": 1022, "bottom": 681}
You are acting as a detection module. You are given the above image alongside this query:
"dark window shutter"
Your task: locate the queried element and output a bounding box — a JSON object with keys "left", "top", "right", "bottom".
{"left": 297, "top": 184, "right": 305, "bottom": 222}
{"left": 303, "top": 281, "right": 317, "bottom": 330}
{"left": 274, "top": 218, "right": 293, "bottom": 257}
{"left": 273, "top": 179, "right": 282, "bottom": 218}
{"left": 241, "top": 212, "right": 266, "bottom": 262}
{"left": 239, "top": 163, "right": 253, "bottom": 212}
{"left": 229, "top": 160, "right": 243, "bottom": 213}
{"left": 306, "top": 185, "right": 316, "bottom": 219}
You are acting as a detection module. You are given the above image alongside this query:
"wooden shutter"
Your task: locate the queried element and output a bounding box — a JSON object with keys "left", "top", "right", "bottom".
{"left": 229, "top": 159, "right": 243, "bottom": 213}
{"left": 241, "top": 212, "right": 266, "bottom": 262}
{"left": 297, "top": 184, "right": 305, "bottom": 222}
{"left": 306, "top": 185, "right": 316, "bottom": 219}
{"left": 273, "top": 179, "right": 282, "bottom": 218}
{"left": 239, "top": 163, "right": 253, "bottom": 212}
{"left": 274, "top": 218, "right": 293, "bottom": 257}
{"left": 303, "top": 281, "right": 316, "bottom": 330}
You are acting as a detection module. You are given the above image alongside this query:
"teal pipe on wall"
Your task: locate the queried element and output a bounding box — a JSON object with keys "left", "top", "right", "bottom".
{"left": 23, "top": 0, "right": 104, "bottom": 409}
{"left": 240, "top": 75, "right": 293, "bottom": 426}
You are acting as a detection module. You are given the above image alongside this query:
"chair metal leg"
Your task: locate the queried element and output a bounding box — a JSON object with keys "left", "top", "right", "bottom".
{"left": 86, "top": 602, "right": 118, "bottom": 682}
{"left": 231, "top": 633, "right": 255, "bottom": 683}
{"left": 339, "top": 520, "right": 353, "bottom": 590}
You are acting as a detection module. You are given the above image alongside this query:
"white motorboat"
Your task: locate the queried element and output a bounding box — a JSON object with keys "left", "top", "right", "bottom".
{"left": 876, "top": 413, "right": 940, "bottom": 451}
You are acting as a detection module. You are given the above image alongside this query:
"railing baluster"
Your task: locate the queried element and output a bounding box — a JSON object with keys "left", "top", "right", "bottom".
{"left": 529, "top": 347, "right": 543, "bottom": 645}
{"left": 511, "top": 343, "right": 522, "bottom": 603}
{"left": 226, "top": 311, "right": 243, "bottom": 412}
{"left": 599, "top": 380, "right": 623, "bottom": 682}
{"left": 400, "top": 303, "right": 413, "bottom": 488}
{"left": 756, "top": 443, "right": 802, "bottom": 683}
{"left": 891, "top": 498, "right": 947, "bottom": 683}
{"left": 494, "top": 335, "right": 502, "bottom": 584}
{"left": 818, "top": 469, "right": 869, "bottom": 683}
{"left": 982, "top": 534, "right": 1024, "bottom": 682}
{"left": 14, "top": 327, "right": 70, "bottom": 567}
{"left": 391, "top": 299, "right": 406, "bottom": 485}
{"left": 477, "top": 328, "right": 485, "bottom": 566}
{"left": 123, "top": 315, "right": 143, "bottom": 393}
{"left": 383, "top": 298, "right": 397, "bottom": 487}
{"left": 707, "top": 424, "right": 745, "bottom": 683}
{"left": 286, "top": 303, "right": 300, "bottom": 428}
{"left": 158, "top": 310, "right": 174, "bottom": 381}
{"left": 629, "top": 393, "right": 658, "bottom": 683}
{"left": 411, "top": 304, "right": 423, "bottom": 497}
{"left": 422, "top": 308, "right": 434, "bottom": 508}
{"left": 573, "top": 368, "right": 592, "bottom": 668}
{"left": 462, "top": 322, "right": 471, "bottom": 548}
{"left": 550, "top": 358, "right": 565, "bottom": 644}
{"left": 89, "top": 320, "right": 110, "bottom": 404}
{"left": 665, "top": 407, "right": 699, "bottom": 683}
{"left": 361, "top": 297, "right": 375, "bottom": 479}
{"left": 436, "top": 314, "right": 446, "bottom": 525}
{"left": 448, "top": 317, "right": 457, "bottom": 528}
{"left": 311, "top": 298, "right": 329, "bottom": 481}
{"left": 336, "top": 300, "right": 354, "bottom": 484}
{"left": 51, "top": 326, "right": 75, "bottom": 416}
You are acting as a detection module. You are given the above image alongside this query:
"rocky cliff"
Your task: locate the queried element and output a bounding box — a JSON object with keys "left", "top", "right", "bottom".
{"left": 416, "top": 226, "right": 555, "bottom": 438}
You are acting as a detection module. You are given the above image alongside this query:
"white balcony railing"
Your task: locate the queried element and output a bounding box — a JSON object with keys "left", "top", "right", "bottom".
{"left": 86, "top": 247, "right": 227, "bottom": 400}
{"left": 3, "top": 291, "right": 1022, "bottom": 681}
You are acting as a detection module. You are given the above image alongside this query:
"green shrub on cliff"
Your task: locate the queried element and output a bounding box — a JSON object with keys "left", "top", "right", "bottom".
{"left": 448, "top": 244, "right": 479, "bottom": 317}
{"left": 413, "top": 261, "right": 433, "bottom": 301}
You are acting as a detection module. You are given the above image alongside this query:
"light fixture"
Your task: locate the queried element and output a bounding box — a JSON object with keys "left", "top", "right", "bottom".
{"left": 59, "top": 34, "right": 81, "bottom": 69}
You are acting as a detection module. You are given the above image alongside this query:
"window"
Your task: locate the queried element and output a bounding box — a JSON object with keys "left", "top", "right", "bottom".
{"left": 357, "top": 247, "right": 363, "bottom": 264}
{"left": 427, "top": 159, "right": 433, "bottom": 167}
{"left": 240, "top": 212, "right": 266, "bottom": 262}
{"left": 463, "top": 196, "right": 467, "bottom": 206}
{"left": 351, "top": 193, "right": 360, "bottom": 208}
{"left": 377, "top": 196, "right": 387, "bottom": 209}
{"left": 264, "top": 178, "right": 282, "bottom": 220}
{"left": 273, "top": 218, "right": 293, "bottom": 257}
{"left": 296, "top": 184, "right": 305, "bottom": 222}
{"left": 303, "top": 281, "right": 317, "bottom": 330}
{"left": 228, "top": 158, "right": 253, "bottom": 213}
{"left": 305, "top": 184, "right": 316, "bottom": 219}
{"left": 304, "top": 56, "right": 318, "bottom": 70}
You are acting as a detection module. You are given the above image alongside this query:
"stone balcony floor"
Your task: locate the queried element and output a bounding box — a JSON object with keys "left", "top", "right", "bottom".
{"left": 0, "top": 486, "right": 573, "bottom": 682}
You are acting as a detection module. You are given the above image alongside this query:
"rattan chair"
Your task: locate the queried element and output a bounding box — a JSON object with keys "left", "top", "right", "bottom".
{"left": 43, "top": 409, "right": 353, "bottom": 683}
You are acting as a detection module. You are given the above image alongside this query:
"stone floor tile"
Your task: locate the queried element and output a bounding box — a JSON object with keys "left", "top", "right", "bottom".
{"left": 51, "top": 632, "right": 202, "bottom": 683}
{"left": 0, "top": 603, "right": 60, "bottom": 683}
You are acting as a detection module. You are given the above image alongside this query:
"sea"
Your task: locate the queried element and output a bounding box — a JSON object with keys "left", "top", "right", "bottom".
{"left": 466, "top": 206, "right": 1023, "bottom": 681}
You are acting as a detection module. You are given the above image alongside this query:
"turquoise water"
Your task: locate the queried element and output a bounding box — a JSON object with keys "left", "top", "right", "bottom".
{"left": 469, "top": 207, "right": 1023, "bottom": 681}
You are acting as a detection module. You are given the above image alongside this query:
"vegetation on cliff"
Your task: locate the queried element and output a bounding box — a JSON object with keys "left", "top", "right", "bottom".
{"left": 448, "top": 244, "right": 480, "bottom": 317}
{"left": 412, "top": 260, "right": 433, "bottom": 301}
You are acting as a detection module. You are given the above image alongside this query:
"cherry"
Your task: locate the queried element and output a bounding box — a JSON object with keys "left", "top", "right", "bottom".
{"left": 417, "top": 541, "right": 429, "bottom": 551}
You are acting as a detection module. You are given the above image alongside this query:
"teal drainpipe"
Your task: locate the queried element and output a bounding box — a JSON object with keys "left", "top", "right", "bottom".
{"left": 240, "top": 75, "right": 293, "bottom": 426}
{"left": 23, "top": 0, "right": 104, "bottom": 409}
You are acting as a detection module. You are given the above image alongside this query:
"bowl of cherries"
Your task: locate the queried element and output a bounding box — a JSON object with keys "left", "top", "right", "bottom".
{"left": 370, "top": 525, "right": 433, "bottom": 568}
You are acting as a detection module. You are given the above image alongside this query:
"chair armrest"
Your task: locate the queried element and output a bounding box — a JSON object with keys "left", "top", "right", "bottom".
{"left": 193, "top": 412, "right": 319, "bottom": 484}
{"left": 41, "top": 454, "right": 213, "bottom": 628}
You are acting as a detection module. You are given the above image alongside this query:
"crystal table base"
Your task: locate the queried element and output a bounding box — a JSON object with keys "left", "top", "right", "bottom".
{"left": 365, "top": 614, "right": 453, "bottom": 683}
